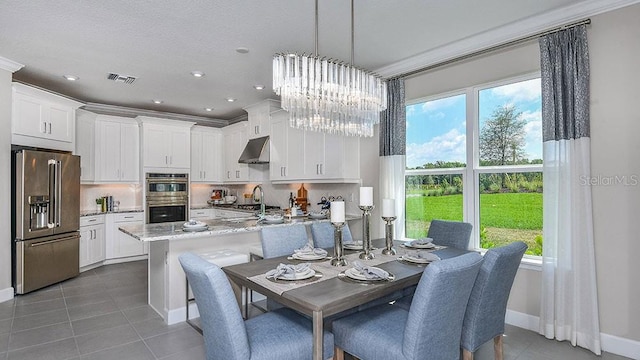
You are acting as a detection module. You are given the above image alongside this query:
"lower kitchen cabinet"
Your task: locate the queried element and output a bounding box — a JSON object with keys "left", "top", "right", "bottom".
{"left": 190, "top": 208, "right": 214, "bottom": 219}
{"left": 106, "top": 212, "right": 147, "bottom": 259}
{"left": 79, "top": 215, "right": 106, "bottom": 268}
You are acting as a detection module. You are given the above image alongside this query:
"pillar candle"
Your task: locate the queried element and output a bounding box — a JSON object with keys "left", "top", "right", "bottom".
{"left": 382, "top": 198, "right": 395, "bottom": 217}
{"left": 359, "top": 187, "right": 373, "bottom": 206}
{"left": 330, "top": 201, "right": 345, "bottom": 223}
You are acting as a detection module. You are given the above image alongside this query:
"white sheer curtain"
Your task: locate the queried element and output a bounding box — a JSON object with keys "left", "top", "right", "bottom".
{"left": 539, "top": 24, "right": 601, "bottom": 355}
{"left": 379, "top": 78, "right": 406, "bottom": 239}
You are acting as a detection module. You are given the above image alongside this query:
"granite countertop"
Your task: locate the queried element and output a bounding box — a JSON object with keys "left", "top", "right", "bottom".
{"left": 119, "top": 214, "right": 360, "bottom": 242}
{"left": 80, "top": 208, "right": 144, "bottom": 217}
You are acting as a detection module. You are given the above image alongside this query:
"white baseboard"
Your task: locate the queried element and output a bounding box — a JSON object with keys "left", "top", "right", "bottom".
{"left": 506, "top": 310, "right": 640, "bottom": 359}
{"left": 0, "top": 287, "right": 14, "bottom": 303}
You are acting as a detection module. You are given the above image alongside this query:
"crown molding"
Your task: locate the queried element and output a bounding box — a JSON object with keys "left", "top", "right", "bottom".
{"left": 0, "top": 56, "right": 24, "bottom": 73}
{"left": 82, "top": 102, "right": 229, "bottom": 127}
{"left": 375, "top": 0, "right": 640, "bottom": 78}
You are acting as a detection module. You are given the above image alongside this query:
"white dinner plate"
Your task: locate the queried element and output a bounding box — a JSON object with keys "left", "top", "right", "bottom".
{"left": 277, "top": 268, "right": 316, "bottom": 281}
{"left": 401, "top": 254, "right": 440, "bottom": 264}
{"left": 344, "top": 267, "right": 387, "bottom": 281}
{"left": 183, "top": 221, "right": 207, "bottom": 228}
{"left": 343, "top": 242, "right": 363, "bottom": 250}
{"left": 292, "top": 252, "right": 326, "bottom": 260}
{"left": 182, "top": 226, "right": 209, "bottom": 232}
{"left": 403, "top": 241, "right": 436, "bottom": 249}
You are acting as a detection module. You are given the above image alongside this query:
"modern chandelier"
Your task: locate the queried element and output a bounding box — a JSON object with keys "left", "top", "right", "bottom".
{"left": 272, "top": 0, "right": 387, "bottom": 137}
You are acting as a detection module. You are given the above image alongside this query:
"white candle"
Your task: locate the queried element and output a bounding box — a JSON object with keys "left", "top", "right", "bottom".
{"left": 382, "top": 198, "right": 395, "bottom": 217}
{"left": 330, "top": 201, "right": 345, "bottom": 223}
{"left": 359, "top": 187, "right": 373, "bottom": 207}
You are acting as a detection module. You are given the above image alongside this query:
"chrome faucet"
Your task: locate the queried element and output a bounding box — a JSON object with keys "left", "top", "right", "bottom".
{"left": 252, "top": 184, "right": 265, "bottom": 219}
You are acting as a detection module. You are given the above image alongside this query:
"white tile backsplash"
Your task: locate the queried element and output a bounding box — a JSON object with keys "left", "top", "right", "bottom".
{"left": 80, "top": 184, "right": 143, "bottom": 211}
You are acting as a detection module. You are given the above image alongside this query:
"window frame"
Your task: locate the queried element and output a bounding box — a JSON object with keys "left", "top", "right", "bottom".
{"left": 404, "top": 72, "right": 543, "bottom": 265}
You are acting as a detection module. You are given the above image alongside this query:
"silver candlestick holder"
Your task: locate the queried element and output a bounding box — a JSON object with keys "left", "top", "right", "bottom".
{"left": 331, "top": 222, "right": 347, "bottom": 266}
{"left": 381, "top": 216, "right": 397, "bottom": 255}
{"left": 359, "top": 205, "right": 375, "bottom": 260}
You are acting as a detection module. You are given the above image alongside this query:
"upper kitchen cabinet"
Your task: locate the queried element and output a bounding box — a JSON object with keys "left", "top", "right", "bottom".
{"left": 138, "top": 117, "right": 195, "bottom": 172}
{"left": 11, "top": 82, "right": 82, "bottom": 152}
{"left": 75, "top": 110, "right": 140, "bottom": 184}
{"left": 243, "top": 99, "right": 280, "bottom": 139}
{"left": 191, "top": 126, "right": 223, "bottom": 183}
{"left": 269, "top": 110, "right": 304, "bottom": 181}
{"left": 222, "top": 122, "right": 249, "bottom": 182}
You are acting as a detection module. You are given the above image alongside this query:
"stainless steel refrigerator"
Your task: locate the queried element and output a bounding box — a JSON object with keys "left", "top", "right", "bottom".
{"left": 12, "top": 148, "right": 81, "bottom": 294}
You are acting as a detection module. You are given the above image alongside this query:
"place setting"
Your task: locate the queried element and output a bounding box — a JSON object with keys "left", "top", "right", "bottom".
{"left": 400, "top": 237, "right": 439, "bottom": 250}
{"left": 265, "top": 263, "right": 323, "bottom": 284}
{"left": 398, "top": 250, "right": 441, "bottom": 266}
{"left": 338, "top": 260, "right": 395, "bottom": 284}
{"left": 288, "top": 244, "right": 330, "bottom": 261}
{"left": 182, "top": 219, "right": 209, "bottom": 232}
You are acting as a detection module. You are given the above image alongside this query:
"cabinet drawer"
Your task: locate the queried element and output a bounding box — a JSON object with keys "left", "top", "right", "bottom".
{"left": 113, "top": 212, "right": 144, "bottom": 222}
{"left": 80, "top": 215, "right": 105, "bottom": 227}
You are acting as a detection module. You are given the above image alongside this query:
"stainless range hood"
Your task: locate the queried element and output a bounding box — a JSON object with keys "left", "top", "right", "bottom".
{"left": 238, "top": 136, "right": 270, "bottom": 164}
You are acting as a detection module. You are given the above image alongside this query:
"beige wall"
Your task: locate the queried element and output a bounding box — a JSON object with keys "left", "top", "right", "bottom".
{"left": 397, "top": 4, "right": 640, "bottom": 344}
{"left": 0, "top": 68, "right": 12, "bottom": 295}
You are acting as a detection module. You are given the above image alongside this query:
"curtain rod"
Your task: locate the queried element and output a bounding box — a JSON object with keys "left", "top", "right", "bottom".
{"left": 392, "top": 18, "right": 591, "bottom": 80}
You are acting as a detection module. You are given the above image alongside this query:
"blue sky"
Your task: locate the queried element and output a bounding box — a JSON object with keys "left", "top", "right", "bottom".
{"left": 405, "top": 78, "right": 542, "bottom": 169}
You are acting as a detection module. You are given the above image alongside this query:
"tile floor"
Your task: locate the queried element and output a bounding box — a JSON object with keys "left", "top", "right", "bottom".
{"left": 0, "top": 260, "right": 633, "bottom": 360}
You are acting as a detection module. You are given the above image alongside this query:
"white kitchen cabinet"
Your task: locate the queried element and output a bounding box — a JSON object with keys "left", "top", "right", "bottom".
{"left": 222, "top": 122, "right": 249, "bottom": 182}
{"left": 190, "top": 208, "right": 214, "bottom": 219}
{"left": 214, "top": 209, "right": 253, "bottom": 219}
{"left": 191, "top": 126, "right": 223, "bottom": 183}
{"left": 79, "top": 215, "right": 106, "bottom": 268}
{"left": 75, "top": 110, "right": 139, "bottom": 184}
{"left": 106, "top": 212, "right": 146, "bottom": 259}
{"left": 244, "top": 99, "right": 280, "bottom": 139}
{"left": 269, "top": 110, "right": 304, "bottom": 181}
{"left": 12, "top": 82, "right": 82, "bottom": 152}
{"left": 138, "top": 117, "right": 195, "bottom": 171}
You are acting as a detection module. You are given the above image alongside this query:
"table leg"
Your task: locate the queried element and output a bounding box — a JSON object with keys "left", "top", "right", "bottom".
{"left": 313, "top": 310, "right": 323, "bottom": 360}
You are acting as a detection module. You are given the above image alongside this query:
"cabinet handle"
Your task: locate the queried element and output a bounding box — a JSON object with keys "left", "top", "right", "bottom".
{"left": 165, "top": 156, "right": 168, "bottom": 164}
{"left": 123, "top": 216, "right": 134, "bottom": 219}
{"left": 41, "top": 122, "right": 47, "bottom": 134}
{"left": 320, "top": 164, "right": 323, "bottom": 174}
{"left": 283, "top": 167, "right": 287, "bottom": 177}
{"left": 316, "top": 164, "right": 319, "bottom": 174}
{"left": 255, "top": 125, "right": 259, "bottom": 134}
{"left": 48, "top": 122, "right": 52, "bottom": 134}
{"left": 203, "top": 171, "right": 206, "bottom": 178}
{"left": 227, "top": 171, "right": 231, "bottom": 179}
{"left": 88, "top": 218, "right": 97, "bottom": 223}
{"left": 169, "top": 155, "right": 172, "bottom": 165}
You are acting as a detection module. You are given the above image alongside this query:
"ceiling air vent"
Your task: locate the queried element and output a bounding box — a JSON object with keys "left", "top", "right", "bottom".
{"left": 107, "top": 73, "right": 137, "bottom": 84}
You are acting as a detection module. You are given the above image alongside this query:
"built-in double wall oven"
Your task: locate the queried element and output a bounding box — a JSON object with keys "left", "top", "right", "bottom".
{"left": 145, "top": 173, "right": 188, "bottom": 224}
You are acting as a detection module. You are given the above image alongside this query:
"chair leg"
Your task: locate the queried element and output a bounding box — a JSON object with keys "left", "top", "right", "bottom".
{"left": 494, "top": 335, "right": 504, "bottom": 360}
{"left": 334, "top": 346, "right": 344, "bottom": 360}
{"left": 462, "top": 348, "right": 474, "bottom": 360}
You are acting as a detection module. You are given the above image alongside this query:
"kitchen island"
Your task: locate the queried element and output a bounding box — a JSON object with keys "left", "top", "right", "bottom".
{"left": 119, "top": 214, "right": 359, "bottom": 324}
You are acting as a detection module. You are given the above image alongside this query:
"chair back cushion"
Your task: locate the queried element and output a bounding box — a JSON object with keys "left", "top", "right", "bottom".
{"left": 427, "top": 219, "right": 472, "bottom": 250}
{"left": 178, "top": 253, "right": 250, "bottom": 360}
{"left": 461, "top": 241, "right": 528, "bottom": 352}
{"left": 310, "top": 222, "right": 354, "bottom": 248}
{"left": 403, "top": 252, "right": 483, "bottom": 360}
{"left": 261, "top": 224, "right": 309, "bottom": 258}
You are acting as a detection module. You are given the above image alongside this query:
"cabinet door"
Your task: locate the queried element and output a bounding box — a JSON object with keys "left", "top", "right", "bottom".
{"left": 12, "top": 92, "right": 46, "bottom": 140}
{"left": 201, "top": 131, "right": 222, "bottom": 182}
{"left": 269, "top": 116, "right": 287, "bottom": 180}
{"left": 47, "top": 103, "right": 74, "bottom": 143}
{"left": 321, "top": 133, "right": 344, "bottom": 178}
{"left": 304, "top": 131, "right": 325, "bottom": 179}
{"left": 76, "top": 111, "right": 95, "bottom": 182}
{"left": 223, "top": 124, "right": 248, "bottom": 182}
{"left": 90, "top": 225, "right": 106, "bottom": 264}
{"left": 111, "top": 214, "right": 145, "bottom": 258}
{"left": 79, "top": 226, "right": 92, "bottom": 268}
{"left": 119, "top": 122, "right": 140, "bottom": 182}
{"left": 169, "top": 129, "right": 191, "bottom": 168}
{"left": 191, "top": 131, "right": 204, "bottom": 181}
{"left": 97, "top": 120, "right": 122, "bottom": 182}
{"left": 143, "top": 124, "right": 170, "bottom": 168}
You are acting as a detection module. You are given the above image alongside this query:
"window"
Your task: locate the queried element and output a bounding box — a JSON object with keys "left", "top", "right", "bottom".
{"left": 405, "top": 76, "right": 543, "bottom": 256}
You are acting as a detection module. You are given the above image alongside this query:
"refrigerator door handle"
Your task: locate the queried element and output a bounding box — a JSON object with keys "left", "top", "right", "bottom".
{"left": 30, "top": 234, "right": 78, "bottom": 247}
{"left": 56, "top": 160, "right": 62, "bottom": 227}
{"left": 47, "top": 159, "right": 56, "bottom": 228}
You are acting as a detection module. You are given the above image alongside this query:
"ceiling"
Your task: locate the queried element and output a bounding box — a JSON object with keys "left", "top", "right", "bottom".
{"left": 0, "top": 0, "right": 621, "bottom": 127}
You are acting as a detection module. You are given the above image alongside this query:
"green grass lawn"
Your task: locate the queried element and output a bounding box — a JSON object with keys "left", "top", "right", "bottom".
{"left": 405, "top": 192, "right": 543, "bottom": 254}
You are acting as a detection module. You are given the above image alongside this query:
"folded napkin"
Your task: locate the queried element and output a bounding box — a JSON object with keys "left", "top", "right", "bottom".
{"left": 265, "top": 263, "right": 310, "bottom": 280}
{"left": 352, "top": 261, "right": 389, "bottom": 280}
{"left": 411, "top": 237, "right": 433, "bottom": 245}
{"left": 407, "top": 251, "right": 440, "bottom": 261}
{"left": 187, "top": 219, "right": 198, "bottom": 225}
{"left": 294, "top": 244, "right": 328, "bottom": 257}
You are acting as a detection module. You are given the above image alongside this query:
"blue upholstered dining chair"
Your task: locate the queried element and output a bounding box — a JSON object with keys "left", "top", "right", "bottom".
{"left": 461, "top": 241, "right": 527, "bottom": 360}
{"left": 310, "top": 221, "right": 353, "bottom": 249}
{"left": 260, "top": 224, "right": 309, "bottom": 259}
{"left": 179, "top": 252, "right": 334, "bottom": 360}
{"left": 428, "top": 219, "right": 473, "bottom": 250}
{"left": 332, "top": 252, "right": 483, "bottom": 360}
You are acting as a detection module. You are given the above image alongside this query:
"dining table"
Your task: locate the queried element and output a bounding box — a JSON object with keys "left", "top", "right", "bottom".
{"left": 222, "top": 239, "right": 471, "bottom": 360}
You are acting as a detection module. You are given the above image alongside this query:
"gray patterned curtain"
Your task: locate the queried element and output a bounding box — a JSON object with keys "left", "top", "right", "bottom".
{"left": 378, "top": 78, "right": 406, "bottom": 239}
{"left": 538, "top": 24, "right": 601, "bottom": 355}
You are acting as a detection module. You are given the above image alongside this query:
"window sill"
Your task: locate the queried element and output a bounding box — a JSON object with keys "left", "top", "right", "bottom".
{"left": 476, "top": 248, "right": 542, "bottom": 271}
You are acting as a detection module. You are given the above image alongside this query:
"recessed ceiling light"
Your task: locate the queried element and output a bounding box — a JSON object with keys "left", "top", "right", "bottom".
{"left": 63, "top": 75, "right": 79, "bottom": 81}
{"left": 152, "top": 99, "right": 163, "bottom": 104}
{"left": 226, "top": 98, "right": 236, "bottom": 102}
{"left": 235, "top": 47, "right": 249, "bottom": 54}
{"left": 254, "top": 85, "right": 265, "bottom": 90}
{"left": 204, "top": 107, "right": 213, "bottom": 112}
{"left": 191, "top": 71, "right": 205, "bottom": 78}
